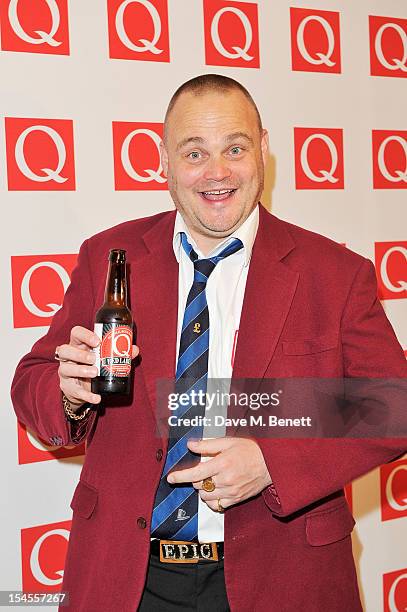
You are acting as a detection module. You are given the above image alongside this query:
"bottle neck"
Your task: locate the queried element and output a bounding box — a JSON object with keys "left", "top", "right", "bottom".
{"left": 104, "top": 261, "right": 128, "bottom": 306}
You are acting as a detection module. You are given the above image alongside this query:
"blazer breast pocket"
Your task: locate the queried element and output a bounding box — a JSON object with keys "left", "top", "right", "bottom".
{"left": 282, "top": 333, "right": 339, "bottom": 356}
{"left": 305, "top": 499, "right": 355, "bottom": 546}
{"left": 70, "top": 480, "right": 98, "bottom": 519}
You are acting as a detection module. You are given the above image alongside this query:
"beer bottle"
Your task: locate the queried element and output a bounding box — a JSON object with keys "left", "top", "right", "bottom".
{"left": 91, "top": 249, "right": 133, "bottom": 395}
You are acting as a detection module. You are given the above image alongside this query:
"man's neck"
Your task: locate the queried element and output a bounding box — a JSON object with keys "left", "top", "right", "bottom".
{"left": 189, "top": 231, "right": 229, "bottom": 257}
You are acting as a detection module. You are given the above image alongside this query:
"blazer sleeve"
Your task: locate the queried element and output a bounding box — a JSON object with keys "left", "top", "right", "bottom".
{"left": 257, "top": 258, "right": 407, "bottom": 517}
{"left": 10, "top": 239, "right": 97, "bottom": 447}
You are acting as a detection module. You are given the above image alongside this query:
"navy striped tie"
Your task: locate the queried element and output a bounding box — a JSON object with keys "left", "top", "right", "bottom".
{"left": 151, "top": 233, "right": 243, "bottom": 541}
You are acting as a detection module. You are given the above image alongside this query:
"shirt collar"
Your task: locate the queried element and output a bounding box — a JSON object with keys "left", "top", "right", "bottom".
{"left": 173, "top": 204, "right": 259, "bottom": 268}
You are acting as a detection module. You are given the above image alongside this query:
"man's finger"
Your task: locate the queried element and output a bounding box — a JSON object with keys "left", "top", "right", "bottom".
{"left": 132, "top": 345, "right": 140, "bottom": 359}
{"left": 167, "top": 458, "right": 220, "bottom": 485}
{"left": 204, "top": 498, "right": 231, "bottom": 512}
{"left": 70, "top": 326, "right": 100, "bottom": 349}
{"left": 59, "top": 363, "right": 98, "bottom": 380}
{"left": 62, "top": 381, "right": 101, "bottom": 405}
{"left": 197, "top": 487, "right": 229, "bottom": 501}
{"left": 56, "top": 344, "right": 96, "bottom": 365}
{"left": 187, "top": 437, "right": 233, "bottom": 455}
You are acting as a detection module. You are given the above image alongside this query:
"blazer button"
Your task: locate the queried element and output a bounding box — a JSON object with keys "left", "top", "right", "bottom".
{"left": 137, "top": 517, "right": 147, "bottom": 529}
{"left": 156, "top": 449, "right": 163, "bottom": 461}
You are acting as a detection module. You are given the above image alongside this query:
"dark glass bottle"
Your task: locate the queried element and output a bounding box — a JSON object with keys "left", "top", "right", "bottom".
{"left": 91, "top": 249, "right": 132, "bottom": 395}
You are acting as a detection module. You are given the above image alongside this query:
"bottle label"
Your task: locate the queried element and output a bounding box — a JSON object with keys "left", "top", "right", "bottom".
{"left": 93, "top": 323, "right": 132, "bottom": 378}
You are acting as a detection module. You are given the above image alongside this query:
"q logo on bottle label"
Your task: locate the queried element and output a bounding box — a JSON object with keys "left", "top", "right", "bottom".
{"left": 94, "top": 323, "right": 133, "bottom": 378}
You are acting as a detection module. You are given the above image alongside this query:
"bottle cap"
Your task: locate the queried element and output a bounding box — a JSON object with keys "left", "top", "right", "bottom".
{"left": 109, "top": 249, "right": 126, "bottom": 263}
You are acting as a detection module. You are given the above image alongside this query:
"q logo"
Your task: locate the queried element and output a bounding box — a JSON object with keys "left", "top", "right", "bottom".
{"left": 21, "top": 521, "right": 71, "bottom": 592}
{"left": 372, "top": 130, "right": 407, "bottom": 189}
{"left": 211, "top": 7, "right": 254, "bottom": 61}
{"left": 381, "top": 462, "right": 407, "bottom": 519}
{"left": 112, "top": 331, "right": 131, "bottom": 357}
{"left": 17, "top": 421, "right": 85, "bottom": 464}
{"left": 5, "top": 118, "right": 76, "bottom": 191}
{"left": 121, "top": 129, "right": 166, "bottom": 183}
{"left": 0, "top": 0, "right": 70, "bottom": 55}
{"left": 383, "top": 568, "right": 407, "bottom": 612}
{"left": 369, "top": 15, "right": 407, "bottom": 78}
{"left": 290, "top": 8, "right": 341, "bottom": 73}
{"left": 20, "top": 261, "right": 71, "bottom": 318}
{"left": 15, "top": 126, "right": 68, "bottom": 184}
{"left": 11, "top": 253, "right": 78, "bottom": 328}
{"left": 375, "top": 242, "right": 407, "bottom": 301}
{"left": 107, "top": 0, "right": 170, "bottom": 62}
{"left": 204, "top": 0, "right": 260, "bottom": 68}
{"left": 113, "top": 121, "right": 167, "bottom": 190}
{"left": 30, "top": 529, "right": 69, "bottom": 586}
{"left": 294, "top": 127, "right": 344, "bottom": 190}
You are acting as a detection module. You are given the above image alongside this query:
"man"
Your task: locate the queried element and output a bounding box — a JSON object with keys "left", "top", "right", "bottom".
{"left": 11, "top": 75, "right": 406, "bottom": 611}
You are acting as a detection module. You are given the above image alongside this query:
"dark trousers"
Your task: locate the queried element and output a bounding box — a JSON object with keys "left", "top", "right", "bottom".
{"left": 138, "top": 554, "right": 231, "bottom": 611}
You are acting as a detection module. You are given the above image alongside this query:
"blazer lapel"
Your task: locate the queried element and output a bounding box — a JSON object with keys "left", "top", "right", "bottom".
{"left": 230, "top": 206, "right": 299, "bottom": 431}
{"left": 129, "top": 212, "right": 178, "bottom": 431}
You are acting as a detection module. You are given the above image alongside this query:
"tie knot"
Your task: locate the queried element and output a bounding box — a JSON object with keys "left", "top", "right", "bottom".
{"left": 180, "top": 233, "right": 243, "bottom": 285}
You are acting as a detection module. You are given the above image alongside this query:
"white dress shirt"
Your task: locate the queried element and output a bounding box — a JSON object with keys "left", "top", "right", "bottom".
{"left": 172, "top": 205, "right": 259, "bottom": 542}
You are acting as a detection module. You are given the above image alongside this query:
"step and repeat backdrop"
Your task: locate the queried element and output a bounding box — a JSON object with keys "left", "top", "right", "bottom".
{"left": 1, "top": 1, "right": 406, "bottom": 610}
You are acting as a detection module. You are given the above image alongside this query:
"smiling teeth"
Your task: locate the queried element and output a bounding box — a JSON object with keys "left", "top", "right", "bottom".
{"left": 203, "top": 189, "right": 234, "bottom": 195}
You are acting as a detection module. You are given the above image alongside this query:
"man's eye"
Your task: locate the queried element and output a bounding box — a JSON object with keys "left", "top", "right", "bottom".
{"left": 230, "top": 146, "right": 242, "bottom": 155}
{"left": 188, "top": 151, "right": 201, "bottom": 160}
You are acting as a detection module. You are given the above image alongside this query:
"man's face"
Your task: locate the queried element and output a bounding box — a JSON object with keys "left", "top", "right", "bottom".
{"left": 161, "top": 89, "right": 269, "bottom": 247}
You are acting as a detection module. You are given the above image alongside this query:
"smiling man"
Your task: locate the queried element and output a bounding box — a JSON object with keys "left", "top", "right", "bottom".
{"left": 161, "top": 80, "right": 268, "bottom": 252}
{"left": 11, "top": 75, "right": 407, "bottom": 612}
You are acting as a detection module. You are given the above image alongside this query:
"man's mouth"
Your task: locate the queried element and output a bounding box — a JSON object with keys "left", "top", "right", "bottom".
{"left": 199, "top": 188, "right": 237, "bottom": 201}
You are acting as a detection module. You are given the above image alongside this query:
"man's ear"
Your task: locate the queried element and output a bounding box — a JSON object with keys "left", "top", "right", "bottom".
{"left": 261, "top": 129, "right": 269, "bottom": 167}
{"left": 160, "top": 140, "right": 169, "bottom": 177}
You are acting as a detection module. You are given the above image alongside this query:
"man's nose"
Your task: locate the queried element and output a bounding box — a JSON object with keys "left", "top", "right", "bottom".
{"left": 202, "top": 156, "right": 232, "bottom": 182}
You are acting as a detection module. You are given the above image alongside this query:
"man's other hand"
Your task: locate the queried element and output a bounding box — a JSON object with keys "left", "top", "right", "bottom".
{"left": 56, "top": 325, "right": 139, "bottom": 411}
{"left": 167, "top": 438, "right": 272, "bottom": 511}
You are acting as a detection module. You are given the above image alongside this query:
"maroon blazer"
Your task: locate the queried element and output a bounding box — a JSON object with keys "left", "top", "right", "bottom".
{"left": 11, "top": 205, "right": 407, "bottom": 611}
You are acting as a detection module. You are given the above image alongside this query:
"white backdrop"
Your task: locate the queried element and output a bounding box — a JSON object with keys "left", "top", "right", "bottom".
{"left": 2, "top": 1, "right": 406, "bottom": 610}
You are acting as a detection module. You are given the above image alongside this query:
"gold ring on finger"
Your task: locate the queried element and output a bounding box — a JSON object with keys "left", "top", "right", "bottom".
{"left": 202, "top": 477, "right": 216, "bottom": 493}
{"left": 54, "top": 349, "right": 69, "bottom": 362}
{"left": 217, "top": 498, "right": 225, "bottom": 513}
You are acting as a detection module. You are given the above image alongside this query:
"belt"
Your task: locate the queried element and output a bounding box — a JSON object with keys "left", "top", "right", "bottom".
{"left": 150, "top": 539, "right": 224, "bottom": 564}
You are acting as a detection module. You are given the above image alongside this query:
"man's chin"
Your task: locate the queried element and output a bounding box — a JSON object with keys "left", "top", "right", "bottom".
{"left": 195, "top": 222, "right": 241, "bottom": 239}
{"left": 195, "top": 209, "right": 251, "bottom": 237}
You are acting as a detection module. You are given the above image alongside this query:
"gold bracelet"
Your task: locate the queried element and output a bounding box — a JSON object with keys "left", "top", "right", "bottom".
{"left": 62, "top": 394, "right": 91, "bottom": 421}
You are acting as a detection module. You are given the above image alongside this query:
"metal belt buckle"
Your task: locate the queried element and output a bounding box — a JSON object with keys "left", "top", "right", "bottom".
{"left": 159, "top": 540, "right": 218, "bottom": 563}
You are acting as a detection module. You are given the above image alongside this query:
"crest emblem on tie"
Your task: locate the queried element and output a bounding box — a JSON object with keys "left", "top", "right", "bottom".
{"left": 193, "top": 323, "right": 201, "bottom": 333}
{"left": 175, "top": 508, "right": 190, "bottom": 521}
